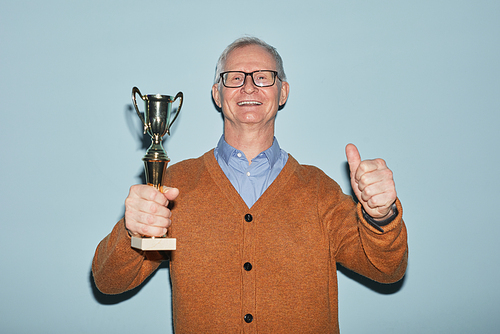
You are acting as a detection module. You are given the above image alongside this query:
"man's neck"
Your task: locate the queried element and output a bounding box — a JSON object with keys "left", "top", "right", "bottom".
{"left": 223, "top": 124, "right": 274, "bottom": 164}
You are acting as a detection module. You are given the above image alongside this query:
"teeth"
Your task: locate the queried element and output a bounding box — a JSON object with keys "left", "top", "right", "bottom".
{"left": 238, "top": 101, "right": 262, "bottom": 106}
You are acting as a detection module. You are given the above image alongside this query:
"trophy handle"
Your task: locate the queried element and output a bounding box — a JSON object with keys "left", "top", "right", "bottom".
{"left": 167, "top": 92, "right": 183, "bottom": 135}
{"left": 132, "top": 87, "right": 148, "bottom": 134}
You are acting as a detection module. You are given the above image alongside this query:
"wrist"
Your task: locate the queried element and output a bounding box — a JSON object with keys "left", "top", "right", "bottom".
{"left": 373, "top": 202, "right": 397, "bottom": 222}
{"left": 369, "top": 202, "right": 398, "bottom": 226}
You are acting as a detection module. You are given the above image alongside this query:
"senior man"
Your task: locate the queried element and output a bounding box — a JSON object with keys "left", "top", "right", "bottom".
{"left": 92, "top": 36, "right": 408, "bottom": 333}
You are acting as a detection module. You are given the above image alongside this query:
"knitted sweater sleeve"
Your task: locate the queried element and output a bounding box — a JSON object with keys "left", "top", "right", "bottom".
{"left": 317, "top": 170, "right": 408, "bottom": 283}
{"left": 91, "top": 218, "right": 166, "bottom": 294}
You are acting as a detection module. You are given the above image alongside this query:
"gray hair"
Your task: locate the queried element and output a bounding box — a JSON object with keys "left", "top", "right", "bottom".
{"left": 214, "top": 36, "right": 287, "bottom": 85}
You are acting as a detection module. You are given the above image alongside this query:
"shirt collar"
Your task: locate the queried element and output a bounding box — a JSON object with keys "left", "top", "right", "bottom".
{"left": 216, "top": 135, "right": 282, "bottom": 168}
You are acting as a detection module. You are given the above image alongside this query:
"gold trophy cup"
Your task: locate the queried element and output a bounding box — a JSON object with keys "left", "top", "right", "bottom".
{"left": 131, "top": 86, "right": 183, "bottom": 250}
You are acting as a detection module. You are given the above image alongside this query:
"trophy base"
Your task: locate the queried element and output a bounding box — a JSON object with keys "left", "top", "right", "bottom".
{"left": 131, "top": 236, "right": 176, "bottom": 251}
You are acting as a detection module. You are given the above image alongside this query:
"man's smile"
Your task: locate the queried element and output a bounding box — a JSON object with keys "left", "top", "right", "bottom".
{"left": 237, "top": 100, "right": 262, "bottom": 106}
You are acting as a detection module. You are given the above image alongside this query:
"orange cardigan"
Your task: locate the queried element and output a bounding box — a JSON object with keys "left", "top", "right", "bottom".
{"left": 92, "top": 150, "right": 408, "bottom": 333}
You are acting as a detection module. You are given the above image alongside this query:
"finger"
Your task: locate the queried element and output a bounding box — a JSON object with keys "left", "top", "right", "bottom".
{"left": 133, "top": 219, "right": 170, "bottom": 237}
{"left": 125, "top": 209, "right": 171, "bottom": 236}
{"left": 125, "top": 188, "right": 170, "bottom": 223}
{"left": 359, "top": 184, "right": 396, "bottom": 207}
{"left": 356, "top": 163, "right": 391, "bottom": 191}
{"left": 362, "top": 193, "right": 396, "bottom": 218}
{"left": 130, "top": 184, "right": 169, "bottom": 206}
{"left": 345, "top": 143, "right": 361, "bottom": 179}
{"left": 356, "top": 158, "right": 388, "bottom": 176}
{"left": 127, "top": 196, "right": 171, "bottom": 217}
{"left": 126, "top": 207, "right": 171, "bottom": 228}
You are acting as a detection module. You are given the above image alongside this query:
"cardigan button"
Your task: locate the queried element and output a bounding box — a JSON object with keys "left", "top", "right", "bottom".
{"left": 244, "top": 214, "right": 253, "bottom": 222}
{"left": 243, "top": 262, "right": 252, "bottom": 271}
{"left": 244, "top": 314, "right": 253, "bottom": 323}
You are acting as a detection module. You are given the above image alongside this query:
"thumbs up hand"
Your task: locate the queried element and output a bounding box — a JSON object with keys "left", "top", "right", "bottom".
{"left": 345, "top": 144, "right": 397, "bottom": 220}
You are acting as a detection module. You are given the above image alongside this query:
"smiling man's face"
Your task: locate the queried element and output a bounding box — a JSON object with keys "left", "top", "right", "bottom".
{"left": 212, "top": 45, "right": 289, "bottom": 132}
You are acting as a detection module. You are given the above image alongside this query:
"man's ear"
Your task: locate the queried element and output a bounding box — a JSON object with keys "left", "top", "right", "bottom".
{"left": 279, "top": 81, "right": 290, "bottom": 106}
{"left": 212, "top": 83, "right": 222, "bottom": 108}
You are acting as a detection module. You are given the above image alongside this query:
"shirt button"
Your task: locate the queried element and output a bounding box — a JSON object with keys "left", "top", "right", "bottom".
{"left": 244, "top": 314, "right": 253, "bottom": 323}
{"left": 246, "top": 171, "right": 251, "bottom": 177}
{"left": 244, "top": 262, "right": 252, "bottom": 271}
{"left": 237, "top": 153, "right": 242, "bottom": 158}
{"left": 244, "top": 214, "right": 253, "bottom": 222}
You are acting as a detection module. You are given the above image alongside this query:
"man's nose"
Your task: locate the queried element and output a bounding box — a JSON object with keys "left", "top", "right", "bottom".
{"left": 241, "top": 73, "right": 257, "bottom": 93}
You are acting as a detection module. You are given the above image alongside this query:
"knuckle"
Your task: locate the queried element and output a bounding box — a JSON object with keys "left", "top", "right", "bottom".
{"left": 374, "top": 158, "right": 386, "bottom": 167}
{"left": 358, "top": 161, "right": 369, "bottom": 173}
{"left": 129, "top": 184, "right": 142, "bottom": 197}
{"left": 149, "top": 188, "right": 161, "bottom": 201}
{"left": 369, "top": 196, "right": 382, "bottom": 207}
{"left": 358, "top": 173, "right": 369, "bottom": 186}
{"left": 139, "top": 224, "right": 149, "bottom": 236}
{"left": 363, "top": 186, "right": 374, "bottom": 198}
{"left": 149, "top": 202, "right": 158, "bottom": 214}
{"left": 383, "top": 168, "right": 393, "bottom": 178}
{"left": 146, "top": 213, "right": 155, "bottom": 225}
{"left": 124, "top": 196, "right": 133, "bottom": 208}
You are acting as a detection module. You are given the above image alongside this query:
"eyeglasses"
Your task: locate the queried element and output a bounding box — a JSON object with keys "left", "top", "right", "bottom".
{"left": 219, "top": 70, "right": 280, "bottom": 88}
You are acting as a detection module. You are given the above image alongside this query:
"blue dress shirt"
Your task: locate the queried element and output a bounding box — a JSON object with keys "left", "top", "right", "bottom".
{"left": 214, "top": 135, "right": 289, "bottom": 208}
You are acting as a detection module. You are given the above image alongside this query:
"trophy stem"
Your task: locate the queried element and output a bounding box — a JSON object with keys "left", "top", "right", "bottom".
{"left": 143, "top": 158, "right": 170, "bottom": 190}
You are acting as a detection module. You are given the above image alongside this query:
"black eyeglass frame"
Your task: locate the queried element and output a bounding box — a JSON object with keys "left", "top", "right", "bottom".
{"left": 219, "top": 70, "right": 281, "bottom": 88}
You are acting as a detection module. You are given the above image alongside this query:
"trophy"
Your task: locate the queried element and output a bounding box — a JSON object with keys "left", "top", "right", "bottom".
{"left": 130, "top": 86, "right": 183, "bottom": 251}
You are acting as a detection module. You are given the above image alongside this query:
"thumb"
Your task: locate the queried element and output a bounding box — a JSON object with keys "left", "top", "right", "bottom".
{"left": 161, "top": 186, "right": 180, "bottom": 201}
{"left": 345, "top": 143, "right": 361, "bottom": 179}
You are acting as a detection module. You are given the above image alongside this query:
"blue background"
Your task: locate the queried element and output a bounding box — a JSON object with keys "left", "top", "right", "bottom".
{"left": 1, "top": 0, "right": 499, "bottom": 333}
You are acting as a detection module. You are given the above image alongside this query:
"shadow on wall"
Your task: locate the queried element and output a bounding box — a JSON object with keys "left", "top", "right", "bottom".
{"left": 89, "top": 261, "right": 175, "bottom": 332}
{"left": 337, "top": 263, "right": 407, "bottom": 294}
{"left": 88, "top": 261, "right": 171, "bottom": 305}
{"left": 125, "top": 104, "right": 150, "bottom": 153}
